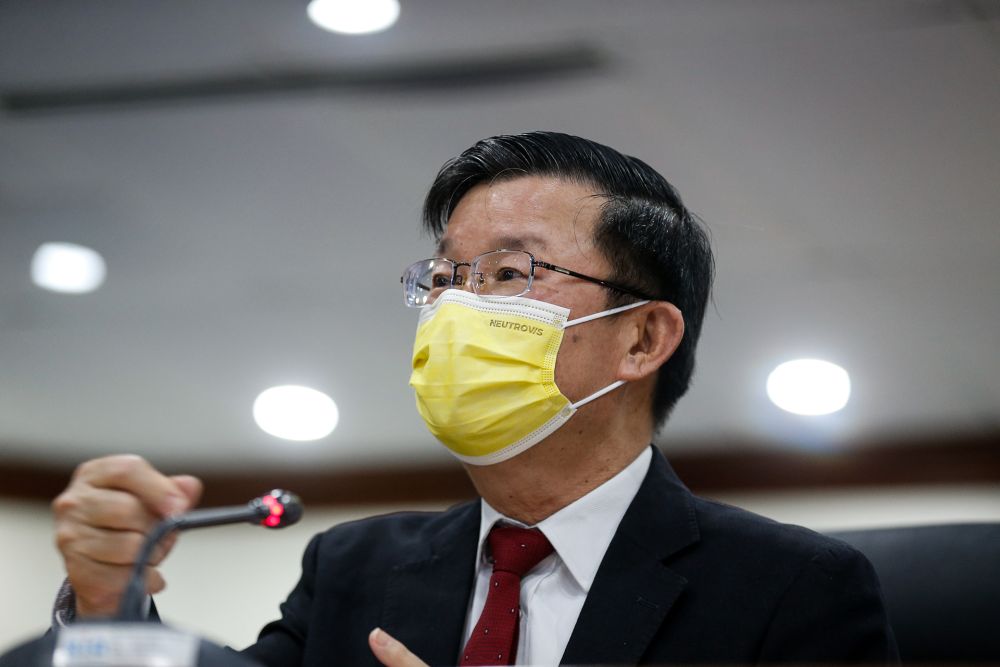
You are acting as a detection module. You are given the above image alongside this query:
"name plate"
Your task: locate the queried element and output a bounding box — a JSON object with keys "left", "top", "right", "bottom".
{"left": 53, "top": 624, "right": 198, "bottom": 667}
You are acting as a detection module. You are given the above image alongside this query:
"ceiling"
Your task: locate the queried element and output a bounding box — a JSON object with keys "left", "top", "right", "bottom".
{"left": 1, "top": 0, "right": 998, "bottom": 472}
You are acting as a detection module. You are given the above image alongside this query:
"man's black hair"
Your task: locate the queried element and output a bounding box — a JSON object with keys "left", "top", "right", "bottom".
{"left": 422, "top": 131, "right": 714, "bottom": 430}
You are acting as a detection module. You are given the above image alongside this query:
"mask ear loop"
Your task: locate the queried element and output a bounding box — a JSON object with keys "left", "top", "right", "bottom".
{"left": 564, "top": 300, "right": 649, "bottom": 328}
{"left": 562, "top": 299, "right": 650, "bottom": 409}
{"left": 570, "top": 380, "right": 626, "bottom": 409}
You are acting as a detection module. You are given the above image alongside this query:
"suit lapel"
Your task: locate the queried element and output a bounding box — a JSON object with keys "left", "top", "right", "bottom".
{"left": 561, "top": 448, "right": 700, "bottom": 665}
{"left": 380, "top": 501, "right": 481, "bottom": 667}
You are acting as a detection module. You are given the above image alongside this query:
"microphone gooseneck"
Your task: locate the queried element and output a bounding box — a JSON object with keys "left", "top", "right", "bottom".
{"left": 117, "top": 489, "right": 303, "bottom": 621}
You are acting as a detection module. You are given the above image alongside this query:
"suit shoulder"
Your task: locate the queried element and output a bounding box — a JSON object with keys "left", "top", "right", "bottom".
{"left": 308, "top": 499, "right": 478, "bottom": 562}
{"left": 690, "top": 494, "right": 864, "bottom": 566}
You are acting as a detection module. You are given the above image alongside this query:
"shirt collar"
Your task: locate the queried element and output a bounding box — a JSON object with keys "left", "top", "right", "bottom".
{"left": 477, "top": 446, "right": 652, "bottom": 592}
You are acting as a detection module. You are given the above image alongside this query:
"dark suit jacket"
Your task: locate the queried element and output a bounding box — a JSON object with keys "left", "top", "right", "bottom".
{"left": 243, "top": 449, "right": 898, "bottom": 665}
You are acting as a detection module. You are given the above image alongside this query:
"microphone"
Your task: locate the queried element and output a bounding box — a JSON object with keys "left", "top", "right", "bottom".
{"left": 173, "top": 488, "right": 303, "bottom": 530}
{"left": 0, "top": 490, "right": 303, "bottom": 667}
{"left": 118, "top": 489, "right": 303, "bottom": 621}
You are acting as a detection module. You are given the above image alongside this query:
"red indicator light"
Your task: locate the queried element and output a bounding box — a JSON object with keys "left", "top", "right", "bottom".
{"left": 262, "top": 495, "right": 276, "bottom": 507}
{"left": 264, "top": 515, "right": 281, "bottom": 527}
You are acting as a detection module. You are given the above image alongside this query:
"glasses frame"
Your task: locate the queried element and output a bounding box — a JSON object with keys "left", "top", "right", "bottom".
{"left": 400, "top": 249, "right": 655, "bottom": 306}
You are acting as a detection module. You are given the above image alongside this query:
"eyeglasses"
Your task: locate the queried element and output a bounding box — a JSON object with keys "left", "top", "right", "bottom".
{"left": 400, "top": 249, "right": 653, "bottom": 307}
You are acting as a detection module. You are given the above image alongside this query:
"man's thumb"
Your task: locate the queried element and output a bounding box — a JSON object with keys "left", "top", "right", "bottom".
{"left": 169, "top": 474, "right": 203, "bottom": 509}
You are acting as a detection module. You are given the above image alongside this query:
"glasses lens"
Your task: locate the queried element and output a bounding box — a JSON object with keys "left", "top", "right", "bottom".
{"left": 473, "top": 250, "right": 532, "bottom": 297}
{"left": 403, "top": 258, "right": 455, "bottom": 307}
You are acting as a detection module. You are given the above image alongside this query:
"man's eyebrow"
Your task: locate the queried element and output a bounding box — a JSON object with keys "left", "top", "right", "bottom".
{"left": 436, "top": 234, "right": 549, "bottom": 258}
{"left": 493, "top": 235, "right": 548, "bottom": 252}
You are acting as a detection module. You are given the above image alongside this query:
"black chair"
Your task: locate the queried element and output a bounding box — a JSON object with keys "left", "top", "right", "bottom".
{"left": 828, "top": 523, "right": 1000, "bottom": 663}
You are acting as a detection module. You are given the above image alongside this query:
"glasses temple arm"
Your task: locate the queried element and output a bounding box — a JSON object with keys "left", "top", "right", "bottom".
{"left": 533, "top": 261, "right": 655, "bottom": 301}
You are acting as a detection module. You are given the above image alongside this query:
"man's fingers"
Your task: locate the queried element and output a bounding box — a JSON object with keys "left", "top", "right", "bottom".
{"left": 52, "top": 455, "right": 197, "bottom": 620}
{"left": 55, "top": 486, "right": 160, "bottom": 533}
{"left": 368, "top": 628, "right": 429, "bottom": 667}
{"left": 154, "top": 531, "right": 179, "bottom": 566}
{"left": 170, "top": 475, "right": 203, "bottom": 509}
{"left": 73, "top": 455, "right": 191, "bottom": 517}
{"left": 58, "top": 524, "right": 145, "bottom": 565}
{"left": 145, "top": 567, "right": 166, "bottom": 595}
{"left": 57, "top": 523, "right": 179, "bottom": 567}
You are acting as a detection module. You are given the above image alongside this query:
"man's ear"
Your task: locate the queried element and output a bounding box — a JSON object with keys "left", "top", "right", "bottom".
{"left": 617, "top": 302, "right": 684, "bottom": 382}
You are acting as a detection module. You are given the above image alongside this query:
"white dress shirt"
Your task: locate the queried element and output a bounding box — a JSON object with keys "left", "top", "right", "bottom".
{"left": 461, "top": 447, "right": 652, "bottom": 666}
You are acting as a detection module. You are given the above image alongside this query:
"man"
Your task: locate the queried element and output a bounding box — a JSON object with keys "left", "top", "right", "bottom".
{"left": 50, "top": 132, "right": 898, "bottom": 665}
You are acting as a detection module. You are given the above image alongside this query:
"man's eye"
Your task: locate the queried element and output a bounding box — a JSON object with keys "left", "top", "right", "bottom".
{"left": 431, "top": 274, "right": 451, "bottom": 288}
{"left": 495, "top": 267, "right": 526, "bottom": 282}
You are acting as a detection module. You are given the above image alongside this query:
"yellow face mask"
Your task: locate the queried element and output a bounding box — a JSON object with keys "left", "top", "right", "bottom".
{"left": 409, "top": 289, "right": 648, "bottom": 465}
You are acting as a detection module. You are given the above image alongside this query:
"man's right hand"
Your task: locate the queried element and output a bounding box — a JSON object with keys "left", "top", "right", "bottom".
{"left": 52, "top": 455, "right": 203, "bottom": 619}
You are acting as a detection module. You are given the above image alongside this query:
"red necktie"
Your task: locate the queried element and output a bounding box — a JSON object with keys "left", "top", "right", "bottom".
{"left": 460, "top": 526, "right": 554, "bottom": 666}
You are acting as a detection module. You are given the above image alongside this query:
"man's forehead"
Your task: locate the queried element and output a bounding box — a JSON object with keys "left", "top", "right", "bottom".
{"left": 434, "top": 177, "right": 602, "bottom": 259}
{"left": 436, "top": 233, "right": 549, "bottom": 258}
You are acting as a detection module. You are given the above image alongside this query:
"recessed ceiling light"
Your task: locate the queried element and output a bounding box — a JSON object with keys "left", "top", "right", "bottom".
{"left": 306, "top": 0, "right": 400, "bottom": 35}
{"left": 766, "top": 358, "right": 851, "bottom": 416}
{"left": 31, "top": 242, "right": 107, "bottom": 294}
{"left": 253, "top": 385, "right": 339, "bottom": 441}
